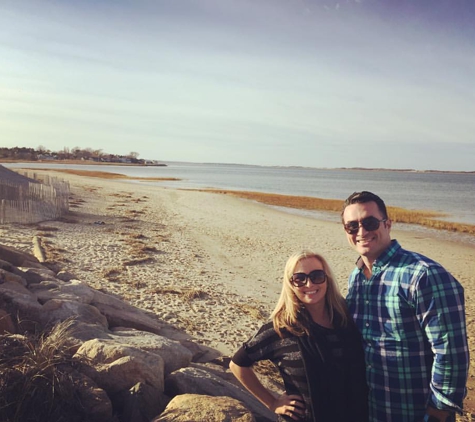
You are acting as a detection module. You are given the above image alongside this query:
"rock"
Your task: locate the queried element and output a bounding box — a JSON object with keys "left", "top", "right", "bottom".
{"left": 109, "top": 328, "right": 193, "bottom": 375}
{"left": 90, "top": 289, "right": 166, "bottom": 335}
{"left": 33, "top": 280, "right": 95, "bottom": 304}
{"left": 65, "top": 321, "right": 112, "bottom": 342}
{"left": 0, "top": 309, "right": 15, "bottom": 334}
{"left": 42, "top": 299, "right": 109, "bottom": 328}
{"left": 74, "top": 338, "right": 165, "bottom": 394}
{"left": 151, "top": 393, "right": 255, "bottom": 422}
{"left": 111, "top": 382, "right": 169, "bottom": 422}
{"left": 56, "top": 269, "right": 77, "bottom": 282}
{"left": 0, "top": 244, "right": 42, "bottom": 268}
{"left": 69, "top": 368, "right": 115, "bottom": 422}
{"left": 165, "top": 367, "right": 275, "bottom": 421}
{"left": 0, "top": 283, "right": 43, "bottom": 331}
{"left": 17, "top": 266, "right": 57, "bottom": 284}
{"left": 0, "top": 268, "right": 27, "bottom": 286}
{"left": 0, "top": 259, "right": 15, "bottom": 272}
{"left": 0, "top": 278, "right": 30, "bottom": 295}
{"left": 179, "top": 338, "right": 222, "bottom": 363}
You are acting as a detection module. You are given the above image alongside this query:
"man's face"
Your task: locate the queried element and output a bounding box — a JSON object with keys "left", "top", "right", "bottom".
{"left": 342, "top": 201, "right": 392, "bottom": 263}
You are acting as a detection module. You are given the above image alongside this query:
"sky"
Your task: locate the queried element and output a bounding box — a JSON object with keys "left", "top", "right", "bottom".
{"left": 1, "top": 0, "right": 475, "bottom": 171}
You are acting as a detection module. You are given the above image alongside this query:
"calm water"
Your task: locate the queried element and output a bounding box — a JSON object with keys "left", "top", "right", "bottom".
{"left": 4, "top": 161, "right": 475, "bottom": 227}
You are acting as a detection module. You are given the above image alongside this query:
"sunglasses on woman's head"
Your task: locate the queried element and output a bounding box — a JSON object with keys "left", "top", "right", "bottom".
{"left": 343, "top": 216, "right": 387, "bottom": 235}
{"left": 290, "top": 269, "right": 327, "bottom": 287}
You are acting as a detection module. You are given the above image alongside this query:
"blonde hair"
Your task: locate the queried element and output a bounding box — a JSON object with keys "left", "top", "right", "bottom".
{"left": 271, "top": 250, "right": 349, "bottom": 337}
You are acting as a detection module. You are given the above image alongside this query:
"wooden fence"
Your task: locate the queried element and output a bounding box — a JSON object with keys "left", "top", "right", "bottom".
{"left": 0, "top": 173, "right": 70, "bottom": 225}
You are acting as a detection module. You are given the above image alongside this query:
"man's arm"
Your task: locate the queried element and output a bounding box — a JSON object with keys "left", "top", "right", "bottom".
{"left": 417, "top": 266, "right": 469, "bottom": 414}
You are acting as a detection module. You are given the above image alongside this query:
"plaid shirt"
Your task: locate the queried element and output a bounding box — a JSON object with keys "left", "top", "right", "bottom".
{"left": 346, "top": 240, "right": 469, "bottom": 422}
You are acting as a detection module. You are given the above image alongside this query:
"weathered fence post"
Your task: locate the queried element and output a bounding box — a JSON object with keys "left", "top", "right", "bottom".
{"left": 0, "top": 199, "right": 5, "bottom": 225}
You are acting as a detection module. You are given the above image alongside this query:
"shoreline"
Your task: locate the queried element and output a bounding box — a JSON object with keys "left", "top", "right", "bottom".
{"left": 6, "top": 164, "right": 475, "bottom": 237}
{"left": 2, "top": 159, "right": 474, "bottom": 174}
{"left": 1, "top": 168, "right": 474, "bottom": 415}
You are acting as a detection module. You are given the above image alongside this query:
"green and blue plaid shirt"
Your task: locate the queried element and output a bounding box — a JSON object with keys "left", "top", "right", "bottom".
{"left": 346, "top": 240, "right": 469, "bottom": 422}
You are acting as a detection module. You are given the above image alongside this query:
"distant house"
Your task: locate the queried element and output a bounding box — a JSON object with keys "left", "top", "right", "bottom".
{"left": 37, "top": 154, "right": 56, "bottom": 161}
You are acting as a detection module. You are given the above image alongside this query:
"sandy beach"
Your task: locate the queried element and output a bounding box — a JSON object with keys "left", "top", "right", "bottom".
{"left": 1, "top": 169, "right": 474, "bottom": 417}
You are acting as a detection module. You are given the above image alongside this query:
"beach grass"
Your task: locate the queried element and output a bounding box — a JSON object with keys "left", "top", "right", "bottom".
{"left": 0, "top": 319, "right": 86, "bottom": 422}
{"left": 202, "top": 189, "right": 475, "bottom": 236}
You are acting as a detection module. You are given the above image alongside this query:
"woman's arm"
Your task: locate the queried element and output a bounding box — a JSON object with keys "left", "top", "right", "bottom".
{"left": 229, "top": 360, "right": 305, "bottom": 420}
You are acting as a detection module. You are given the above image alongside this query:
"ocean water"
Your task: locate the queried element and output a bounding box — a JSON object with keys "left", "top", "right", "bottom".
{"left": 4, "top": 161, "right": 475, "bottom": 228}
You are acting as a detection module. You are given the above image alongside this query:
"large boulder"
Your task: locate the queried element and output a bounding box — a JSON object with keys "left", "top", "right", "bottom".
{"left": 32, "top": 279, "right": 95, "bottom": 304}
{"left": 109, "top": 328, "right": 193, "bottom": 375}
{"left": 152, "top": 393, "right": 255, "bottom": 422}
{"left": 0, "top": 268, "right": 27, "bottom": 286}
{"left": 17, "top": 266, "right": 57, "bottom": 284}
{"left": 0, "top": 281, "right": 43, "bottom": 331}
{"left": 42, "top": 299, "right": 109, "bottom": 328}
{"left": 165, "top": 367, "right": 275, "bottom": 421}
{"left": 68, "top": 369, "right": 114, "bottom": 422}
{"left": 74, "top": 338, "right": 165, "bottom": 394}
{"left": 0, "top": 244, "right": 42, "bottom": 268}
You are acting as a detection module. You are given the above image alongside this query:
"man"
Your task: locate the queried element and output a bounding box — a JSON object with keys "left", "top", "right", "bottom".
{"left": 342, "top": 191, "right": 469, "bottom": 422}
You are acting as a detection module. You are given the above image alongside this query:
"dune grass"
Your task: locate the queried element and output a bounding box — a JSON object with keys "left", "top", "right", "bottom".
{"left": 201, "top": 189, "right": 475, "bottom": 236}
{"left": 0, "top": 319, "right": 87, "bottom": 422}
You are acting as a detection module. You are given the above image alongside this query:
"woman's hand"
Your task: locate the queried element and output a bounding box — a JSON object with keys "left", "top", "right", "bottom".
{"left": 270, "top": 393, "right": 306, "bottom": 420}
{"left": 229, "top": 361, "right": 306, "bottom": 420}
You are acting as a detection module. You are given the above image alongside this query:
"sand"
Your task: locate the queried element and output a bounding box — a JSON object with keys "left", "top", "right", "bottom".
{"left": 1, "top": 170, "right": 474, "bottom": 417}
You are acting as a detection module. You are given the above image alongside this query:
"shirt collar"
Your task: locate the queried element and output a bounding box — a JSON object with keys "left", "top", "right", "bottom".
{"left": 355, "top": 239, "right": 401, "bottom": 270}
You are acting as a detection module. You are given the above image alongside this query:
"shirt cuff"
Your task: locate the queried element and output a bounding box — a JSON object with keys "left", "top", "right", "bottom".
{"left": 428, "top": 393, "right": 462, "bottom": 415}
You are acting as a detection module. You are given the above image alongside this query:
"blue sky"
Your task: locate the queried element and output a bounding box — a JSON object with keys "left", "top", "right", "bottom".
{"left": 1, "top": 0, "right": 474, "bottom": 171}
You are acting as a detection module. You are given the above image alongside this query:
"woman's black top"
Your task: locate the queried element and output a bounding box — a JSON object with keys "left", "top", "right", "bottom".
{"left": 231, "top": 314, "right": 368, "bottom": 422}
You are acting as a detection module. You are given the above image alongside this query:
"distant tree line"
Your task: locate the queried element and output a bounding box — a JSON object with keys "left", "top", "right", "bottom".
{"left": 0, "top": 146, "right": 147, "bottom": 164}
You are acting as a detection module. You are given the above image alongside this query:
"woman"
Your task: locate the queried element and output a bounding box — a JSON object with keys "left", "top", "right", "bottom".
{"left": 229, "top": 250, "right": 368, "bottom": 421}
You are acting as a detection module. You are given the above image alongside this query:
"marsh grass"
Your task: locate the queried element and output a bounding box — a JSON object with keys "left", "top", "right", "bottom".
{"left": 125, "top": 209, "right": 146, "bottom": 216}
{"left": 122, "top": 257, "right": 154, "bottom": 266}
{"left": 234, "top": 303, "right": 268, "bottom": 321}
{"left": 148, "top": 286, "right": 207, "bottom": 301}
{"left": 130, "top": 233, "right": 147, "bottom": 239}
{"left": 102, "top": 266, "right": 123, "bottom": 282}
{"left": 0, "top": 319, "right": 88, "bottom": 422}
{"left": 202, "top": 189, "right": 475, "bottom": 235}
{"left": 23, "top": 168, "right": 180, "bottom": 182}
{"left": 36, "top": 225, "right": 60, "bottom": 232}
{"left": 37, "top": 231, "right": 56, "bottom": 238}
{"left": 41, "top": 240, "right": 68, "bottom": 263}
{"left": 141, "top": 245, "right": 159, "bottom": 253}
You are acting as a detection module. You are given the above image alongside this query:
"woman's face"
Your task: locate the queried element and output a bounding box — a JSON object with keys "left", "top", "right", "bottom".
{"left": 291, "top": 257, "right": 327, "bottom": 309}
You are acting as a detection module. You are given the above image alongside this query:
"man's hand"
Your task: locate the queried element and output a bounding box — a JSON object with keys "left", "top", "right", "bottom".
{"left": 424, "top": 406, "right": 456, "bottom": 422}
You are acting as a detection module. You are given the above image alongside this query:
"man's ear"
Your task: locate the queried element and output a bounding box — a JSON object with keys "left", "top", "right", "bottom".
{"left": 385, "top": 219, "right": 392, "bottom": 230}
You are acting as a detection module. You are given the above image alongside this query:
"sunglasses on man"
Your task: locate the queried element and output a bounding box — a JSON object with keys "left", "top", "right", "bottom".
{"left": 343, "top": 216, "right": 387, "bottom": 235}
{"left": 290, "top": 269, "right": 327, "bottom": 287}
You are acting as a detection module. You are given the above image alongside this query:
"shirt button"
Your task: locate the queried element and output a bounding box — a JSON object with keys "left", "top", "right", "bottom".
{"left": 365, "top": 300, "right": 370, "bottom": 304}
{"left": 365, "top": 322, "right": 370, "bottom": 327}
